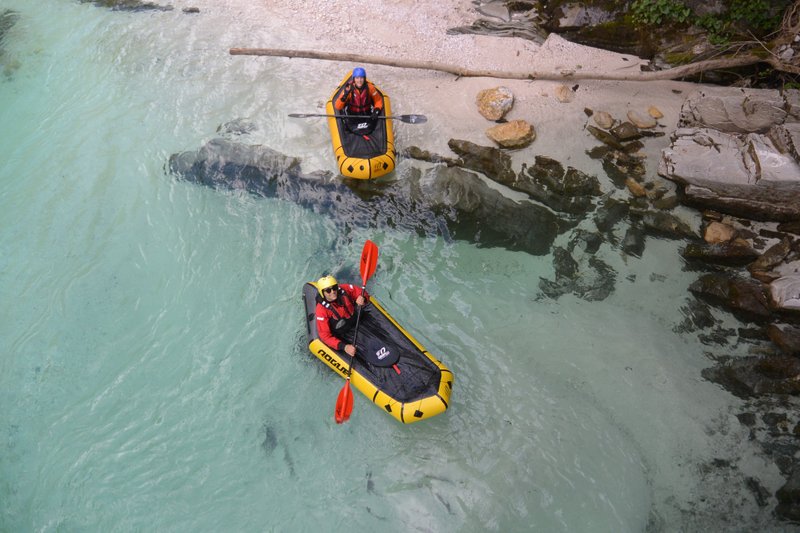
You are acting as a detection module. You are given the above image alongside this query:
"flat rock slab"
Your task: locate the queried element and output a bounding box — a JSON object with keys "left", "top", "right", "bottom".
{"left": 659, "top": 128, "right": 800, "bottom": 221}
{"left": 678, "top": 89, "right": 790, "bottom": 133}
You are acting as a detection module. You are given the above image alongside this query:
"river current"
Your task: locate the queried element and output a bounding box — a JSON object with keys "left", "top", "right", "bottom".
{"left": 1, "top": 2, "right": 794, "bottom": 532}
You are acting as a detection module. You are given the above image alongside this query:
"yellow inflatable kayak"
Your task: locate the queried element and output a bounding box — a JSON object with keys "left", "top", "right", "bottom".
{"left": 325, "top": 75, "right": 396, "bottom": 180}
{"left": 303, "top": 281, "right": 453, "bottom": 424}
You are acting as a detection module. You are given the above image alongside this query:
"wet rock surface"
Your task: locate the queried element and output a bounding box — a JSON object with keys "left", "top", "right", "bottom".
{"left": 768, "top": 324, "right": 800, "bottom": 355}
{"left": 689, "top": 273, "right": 772, "bottom": 322}
{"left": 656, "top": 95, "right": 800, "bottom": 512}
{"left": 0, "top": 9, "right": 20, "bottom": 80}
{"left": 500, "top": 156, "right": 602, "bottom": 216}
{"left": 682, "top": 240, "right": 761, "bottom": 267}
{"left": 0, "top": 9, "right": 18, "bottom": 46}
{"left": 636, "top": 209, "right": 698, "bottom": 240}
{"left": 538, "top": 246, "right": 616, "bottom": 301}
{"left": 702, "top": 355, "right": 800, "bottom": 398}
{"left": 80, "top": 0, "right": 174, "bottom": 11}
{"left": 169, "top": 134, "right": 560, "bottom": 255}
{"left": 447, "top": 139, "right": 515, "bottom": 183}
{"left": 659, "top": 91, "right": 800, "bottom": 222}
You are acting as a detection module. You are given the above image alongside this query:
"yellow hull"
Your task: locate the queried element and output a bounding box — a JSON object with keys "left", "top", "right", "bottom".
{"left": 325, "top": 75, "right": 396, "bottom": 180}
{"left": 304, "top": 283, "right": 452, "bottom": 423}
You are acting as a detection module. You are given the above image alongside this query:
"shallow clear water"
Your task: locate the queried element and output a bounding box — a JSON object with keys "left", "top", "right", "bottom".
{"left": 1, "top": 2, "right": 794, "bottom": 532}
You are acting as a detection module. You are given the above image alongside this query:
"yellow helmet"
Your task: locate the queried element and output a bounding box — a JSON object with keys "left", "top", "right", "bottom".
{"left": 317, "top": 275, "right": 339, "bottom": 297}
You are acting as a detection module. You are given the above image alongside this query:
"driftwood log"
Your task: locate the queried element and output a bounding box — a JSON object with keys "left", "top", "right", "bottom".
{"left": 229, "top": 47, "right": 800, "bottom": 82}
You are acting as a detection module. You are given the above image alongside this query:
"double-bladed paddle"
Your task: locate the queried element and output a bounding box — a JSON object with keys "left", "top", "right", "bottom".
{"left": 334, "top": 239, "right": 379, "bottom": 424}
{"left": 289, "top": 113, "right": 427, "bottom": 124}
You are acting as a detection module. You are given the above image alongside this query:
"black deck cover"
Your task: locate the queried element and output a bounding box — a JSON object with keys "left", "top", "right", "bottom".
{"left": 303, "top": 283, "right": 442, "bottom": 403}
{"left": 332, "top": 83, "right": 389, "bottom": 159}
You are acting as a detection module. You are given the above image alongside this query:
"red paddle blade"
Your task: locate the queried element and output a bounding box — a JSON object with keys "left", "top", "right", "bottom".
{"left": 360, "top": 240, "right": 379, "bottom": 287}
{"left": 334, "top": 381, "right": 353, "bottom": 424}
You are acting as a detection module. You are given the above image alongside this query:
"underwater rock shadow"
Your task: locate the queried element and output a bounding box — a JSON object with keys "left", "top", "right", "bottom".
{"left": 168, "top": 137, "right": 562, "bottom": 256}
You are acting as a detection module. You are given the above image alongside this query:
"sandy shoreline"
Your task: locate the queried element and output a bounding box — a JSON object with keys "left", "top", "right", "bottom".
{"left": 220, "top": 0, "right": 713, "bottom": 180}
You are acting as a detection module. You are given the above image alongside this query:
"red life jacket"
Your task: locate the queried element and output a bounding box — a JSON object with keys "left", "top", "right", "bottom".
{"left": 347, "top": 85, "right": 371, "bottom": 114}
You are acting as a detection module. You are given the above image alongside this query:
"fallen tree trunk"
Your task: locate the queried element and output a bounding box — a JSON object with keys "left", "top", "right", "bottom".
{"left": 229, "top": 47, "right": 800, "bottom": 82}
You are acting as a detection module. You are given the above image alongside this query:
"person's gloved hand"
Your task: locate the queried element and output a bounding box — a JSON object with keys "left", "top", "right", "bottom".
{"left": 371, "top": 108, "right": 381, "bottom": 119}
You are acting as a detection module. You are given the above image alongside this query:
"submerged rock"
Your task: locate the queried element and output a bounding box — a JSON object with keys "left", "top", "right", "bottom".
{"left": 689, "top": 273, "right": 771, "bottom": 321}
{"left": 594, "top": 196, "right": 630, "bottom": 232}
{"left": 777, "top": 470, "right": 800, "bottom": 522}
{"left": 767, "top": 324, "right": 800, "bottom": 355}
{"left": 673, "top": 298, "right": 719, "bottom": 333}
{"left": 168, "top": 137, "right": 301, "bottom": 190}
{"left": 636, "top": 210, "right": 698, "bottom": 240}
{"left": 681, "top": 241, "right": 760, "bottom": 267}
{"left": 601, "top": 150, "right": 646, "bottom": 188}
{"left": 0, "top": 9, "right": 20, "bottom": 79}
{"left": 553, "top": 246, "right": 579, "bottom": 280}
{"left": 409, "top": 166, "right": 561, "bottom": 255}
{"left": 448, "top": 139, "right": 515, "bottom": 183}
{"left": 568, "top": 229, "right": 604, "bottom": 254}
{"left": 586, "top": 125, "right": 625, "bottom": 150}
{"left": 503, "top": 156, "right": 602, "bottom": 215}
{"left": 216, "top": 119, "right": 258, "bottom": 137}
{"left": 169, "top": 136, "right": 560, "bottom": 255}
{"left": 539, "top": 248, "right": 616, "bottom": 301}
{"left": 0, "top": 10, "right": 18, "bottom": 46}
{"left": 622, "top": 224, "right": 646, "bottom": 257}
{"left": 80, "top": 0, "right": 173, "bottom": 11}
{"left": 702, "top": 355, "right": 800, "bottom": 398}
{"left": 402, "top": 146, "right": 458, "bottom": 166}
{"left": 610, "top": 121, "right": 642, "bottom": 142}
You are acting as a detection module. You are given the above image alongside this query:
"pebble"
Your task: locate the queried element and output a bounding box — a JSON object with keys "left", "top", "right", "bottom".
{"left": 627, "top": 110, "right": 657, "bottom": 129}
{"left": 555, "top": 85, "right": 574, "bottom": 103}
{"left": 648, "top": 106, "right": 664, "bottom": 119}
{"left": 593, "top": 111, "right": 614, "bottom": 129}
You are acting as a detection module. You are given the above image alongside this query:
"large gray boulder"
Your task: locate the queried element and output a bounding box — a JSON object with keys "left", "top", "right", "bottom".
{"left": 658, "top": 127, "right": 800, "bottom": 221}
{"left": 677, "top": 89, "right": 790, "bottom": 133}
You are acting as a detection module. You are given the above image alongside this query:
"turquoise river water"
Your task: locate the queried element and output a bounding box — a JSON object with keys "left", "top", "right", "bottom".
{"left": 1, "top": 2, "right": 795, "bottom": 532}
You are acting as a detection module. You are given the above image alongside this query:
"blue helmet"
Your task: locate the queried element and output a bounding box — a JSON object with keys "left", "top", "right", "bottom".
{"left": 352, "top": 67, "right": 366, "bottom": 79}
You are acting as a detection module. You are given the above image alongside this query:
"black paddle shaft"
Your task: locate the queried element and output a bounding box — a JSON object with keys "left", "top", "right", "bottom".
{"left": 288, "top": 113, "right": 427, "bottom": 124}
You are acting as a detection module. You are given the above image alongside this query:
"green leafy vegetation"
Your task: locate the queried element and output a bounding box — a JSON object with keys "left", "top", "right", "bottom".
{"left": 631, "top": 0, "right": 691, "bottom": 26}
{"left": 631, "top": 0, "right": 786, "bottom": 43}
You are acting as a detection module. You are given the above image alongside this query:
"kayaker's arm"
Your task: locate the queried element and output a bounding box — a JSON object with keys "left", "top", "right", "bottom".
{"left": 368, "top": 82, "right": 383, "bottom": 112}
{"left": 334, "top": 84, "right": 352, "bottom": 111}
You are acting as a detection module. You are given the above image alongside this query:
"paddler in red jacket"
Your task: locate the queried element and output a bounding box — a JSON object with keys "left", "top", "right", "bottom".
{"left": 334, "top": 67, "right": 384, "bottom": 132}
{"left": 315, "top": 275, "right": 369, "bottom": 357}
